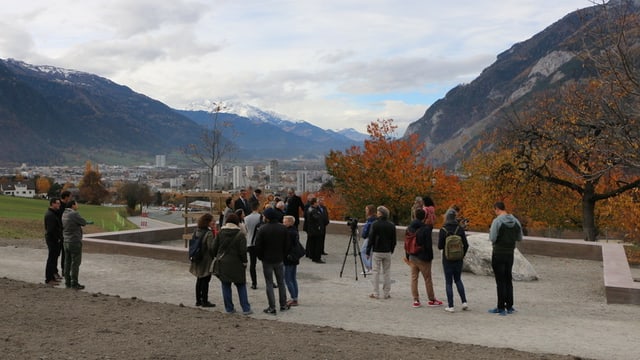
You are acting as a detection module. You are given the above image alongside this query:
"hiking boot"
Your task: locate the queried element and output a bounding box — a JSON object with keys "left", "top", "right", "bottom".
{"left": 412, "top": 300, "right": 421, "bottom": 308}
{"left": 427, "top": 299, "right": 443, "bottom": 307}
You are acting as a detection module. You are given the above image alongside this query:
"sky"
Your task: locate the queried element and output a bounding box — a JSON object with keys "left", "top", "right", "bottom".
{"left": 0, "top": 0, "right": 591, "bottom": 134}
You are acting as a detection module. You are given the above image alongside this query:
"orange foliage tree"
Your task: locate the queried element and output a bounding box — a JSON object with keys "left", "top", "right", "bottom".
{"left": 505, "top": 80, "right": 640, "bottom": 241}
{"left": 325, "top": 119, "right": 437, "bottom": 224}
{"left": 36, "top": 176, "right": 51, "bottom": 195}
{"left": 79, "top": 161, "right": 109, "bottom": 205}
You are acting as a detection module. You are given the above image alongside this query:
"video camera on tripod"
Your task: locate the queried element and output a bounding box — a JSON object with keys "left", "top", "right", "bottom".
{"left": 345, "top": 216, "right": 358, "bottom": 232}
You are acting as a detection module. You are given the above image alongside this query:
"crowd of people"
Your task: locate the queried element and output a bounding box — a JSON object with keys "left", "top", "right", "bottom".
{"left": 43, "top": 186, "right": 523, "bottom": 317}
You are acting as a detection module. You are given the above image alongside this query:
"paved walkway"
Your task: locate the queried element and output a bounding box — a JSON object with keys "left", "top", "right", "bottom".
{"left": 2, "top": 232, "right": 640, "bottom": 360}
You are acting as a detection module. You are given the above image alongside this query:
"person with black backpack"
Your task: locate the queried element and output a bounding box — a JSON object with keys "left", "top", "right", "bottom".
{"left": 488, "top": 201, "right": 523, "bottom": 316}
{"left": 189, "top": 213, "right": 216, "bottom": 308}
{"left": 438, "top": 208, "right": 469, "bottom": 313}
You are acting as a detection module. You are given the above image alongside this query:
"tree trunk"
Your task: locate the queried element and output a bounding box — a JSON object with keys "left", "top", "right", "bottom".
{"left": 582, "top": 184, "right": 597, "bottom": 242}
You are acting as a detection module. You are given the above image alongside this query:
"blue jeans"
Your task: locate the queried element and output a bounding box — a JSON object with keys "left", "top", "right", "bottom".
{"left": 360, "top": 238, "right": 371, "bottom": 270}
{"left": 443, "top": 260, "right": 467, "bottom": 308}
{"left": 262, "top": 262, "right": 286, "bottom": 309}
{"left": 221, "top": 281, "right": 251, "bottom": 313}
{"left": 284, "top": 264, "right": 298, "bottom": 300}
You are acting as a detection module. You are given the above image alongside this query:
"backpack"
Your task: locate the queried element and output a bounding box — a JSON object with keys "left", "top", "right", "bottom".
{"left": 404, "top": 228, "right": 422, "bottom": 255}
{"left": 443, "top": 226, "right": 464, "bottom": 261}
{"left": 188, "top": 230, "right": 205, "bottom": 262}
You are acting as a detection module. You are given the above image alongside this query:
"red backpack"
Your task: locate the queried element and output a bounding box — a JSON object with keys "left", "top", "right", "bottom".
{"left": 404, "top": 228, "right": 423, "bottom": 255}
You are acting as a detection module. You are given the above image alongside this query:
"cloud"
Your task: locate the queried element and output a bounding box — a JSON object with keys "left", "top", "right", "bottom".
{"left": 0, "top": 0, "right": 590, "bottom": 134}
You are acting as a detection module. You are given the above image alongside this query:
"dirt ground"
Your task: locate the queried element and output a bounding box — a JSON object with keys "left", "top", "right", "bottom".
{"left": 0, "top": 237, "right": 615, "bottom": 359}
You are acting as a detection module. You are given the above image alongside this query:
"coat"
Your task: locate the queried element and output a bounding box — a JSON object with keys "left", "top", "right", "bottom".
{"left": 189, "top": 227, "right": 215, "bottom": 278}
{"left": 211, "top": 224, "right": 248, "bottom": 284}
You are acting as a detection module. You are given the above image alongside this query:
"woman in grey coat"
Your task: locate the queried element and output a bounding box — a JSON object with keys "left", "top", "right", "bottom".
{"left": 189, "top": 213, "right": 216, "bottom": 307}
{"left": 212, "top": 213, "right": 252, "bottom": 315}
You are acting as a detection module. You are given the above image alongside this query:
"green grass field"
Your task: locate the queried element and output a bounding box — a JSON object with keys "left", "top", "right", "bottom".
{"left": 0, "top": 196, "right": 137, "bottom": 239}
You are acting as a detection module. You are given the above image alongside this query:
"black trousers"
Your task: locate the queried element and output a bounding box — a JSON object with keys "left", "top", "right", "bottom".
{"left": 45, "top": 238, "right": 60, "bottom": 282}
{"left": 248, "top": 246, "right": 258, "bottom": 287}
{"left": 491, "top": 252, "right": 514, "bottom": 310}
{"left": 195, "top": 275, "right": 212, "bottom": 304}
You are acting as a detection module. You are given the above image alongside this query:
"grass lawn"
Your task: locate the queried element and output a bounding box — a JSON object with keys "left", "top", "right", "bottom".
{"left": 0, "top": 196, "right": 137, "bottom": 239}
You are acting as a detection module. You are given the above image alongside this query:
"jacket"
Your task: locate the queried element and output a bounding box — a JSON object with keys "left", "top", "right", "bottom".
{"left": 255, "top": 221, "right": 290, "bottom": 264}
{"left": 44, "top": 207, "right": 62, "bottom": 242}
{"left": 211, "top": 224, "right": 248, "bottom": 284}
{"left": 283, "top": 225, "right": 301, "bottom": 266}
{"left": 304, "top": 206, "right": 323, "bottom": 236}
{"left": 61, "top": 208, "right": 87, "bottom": 243}
{"left": 438, "top": 223, "right": 469, "bottom": 263}
{"left": 189, "top": 227, "right": 215, "bottom": 278}
{"left": 489, "top": 214, "right": 523, "bottom": 254}
{"left": 407, "top": 219, "right": 434, "bottom": 262}
{"left": 366, "top": 217, "right": 396, "bottom": 255}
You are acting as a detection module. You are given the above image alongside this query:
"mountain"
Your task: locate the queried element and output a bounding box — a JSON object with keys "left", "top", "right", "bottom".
{"left": 0, "top": 59, "right": 203, "bottom": 166}
{"left": 176, "top": 101, "right": 359, "bottom": 160}
{"left": 404, "top": 3, "right": 619, "bottom": 169}
{"left": 0, "top": 61, "right": 361, "bottom": 166}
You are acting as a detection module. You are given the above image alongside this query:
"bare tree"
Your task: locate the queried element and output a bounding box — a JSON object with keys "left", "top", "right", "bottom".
{"left": 183, "top": 103, "right": 236, "bottom": 190}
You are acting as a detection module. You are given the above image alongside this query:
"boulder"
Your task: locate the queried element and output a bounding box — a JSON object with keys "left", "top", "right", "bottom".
{"left": 461, "top": 233, "right": 538, "bottom": 281}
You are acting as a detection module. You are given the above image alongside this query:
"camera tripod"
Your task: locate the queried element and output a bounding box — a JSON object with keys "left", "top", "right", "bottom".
{"left": 339, "top": 226, "right": 368, "bottom": 280}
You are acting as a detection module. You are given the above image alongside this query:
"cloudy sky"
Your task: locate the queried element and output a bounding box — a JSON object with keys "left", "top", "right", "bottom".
{"left": 1, "top": 0, "right": 590, "bottom": 134}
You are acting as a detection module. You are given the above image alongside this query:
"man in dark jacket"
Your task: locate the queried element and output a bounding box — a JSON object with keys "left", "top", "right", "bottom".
{"left": 304, "top": 198, "right": 324, "bottom": 263}
{"left": 365, "top": 206, "right": 396, "bottom": 299}
{"left": 255, "top": 208, "right": 291, "bottom": 314}
{"left": 44, "top": 198, "right": 62, "bottom": 285}
{"left": 284, "top": 188, "right": 305, "bottom": 229}
{"left": 406, "top": 208, "right": 443, "bottom": 308}
{"left": 488, "top": 201, "right": 523, "bottom": 315}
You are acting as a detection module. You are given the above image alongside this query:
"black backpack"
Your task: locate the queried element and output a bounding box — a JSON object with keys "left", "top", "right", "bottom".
{"left": 188, "top": 230, "right": 205, "bottom": 262}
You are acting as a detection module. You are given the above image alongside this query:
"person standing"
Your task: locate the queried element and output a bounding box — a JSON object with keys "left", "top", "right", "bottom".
{"left": 219, "top": 197, "right": 234, "bottom": 230}
{"left": 304, "top": 198, "right": 324, "bottom": 263}
{"left": 318, "top": 197, "right": 330, "bottom": 255}
{"left": 407, "top": 208, "right": 443, "bottom": 308}
{"left": 44, "top": 198, "right": 63, "bottom": 285}
{"left": 360, "top": 204, "right": 376, "bottom": 274}
{"left": 284, "top": 188, "right": 305, "bottom": 229}
{"left": 56, "top": 190, "right": 72, "bottom": 279}
{"left": 247, "top": 187, "right": 262, "bottom": 212}
{"left": 234, "top": 189, "right": 251, "bottom": 217}
{"left": 488, "top": 201, "right": 523, "bottom": 315}
{"left": 189, "top": 213, "right": 216, "bottom": 307}
{"left": 422, "top": 196, "right": 436, "bottom": 226}
{"left": 62, "top": 200, "right": 88, "bottom": 290}
{"left": 410, "top": 196, "right": 424, "bottom": 221}
{"left": 438, "top": 208, "right": 469, "bottom": 313}
{"left": 244, "top": 202, "right": 262, "bottom": 290}
{"left": 365, "top": 206, "right": 396, "bottom": 299}
{"left": 283, "top": 215, "right": 301, "bottom": 307}
{"left": 212, "top": 213, "right": 252, "bottom": 315}
{"left": 255, "top": 208, "right": 290, "bottom": 315}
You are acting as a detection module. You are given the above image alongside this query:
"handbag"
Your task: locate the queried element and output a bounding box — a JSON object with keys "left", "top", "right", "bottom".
{"left": 211, "top": 251, "right": 224, "bottom": 276}
{"left": 287, "top": 240, "right": 306, "bottom": 262}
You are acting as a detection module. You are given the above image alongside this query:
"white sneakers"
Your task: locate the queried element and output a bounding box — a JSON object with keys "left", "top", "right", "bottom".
{"left": 444, "top": 303, "right": 469, "bottom": 313}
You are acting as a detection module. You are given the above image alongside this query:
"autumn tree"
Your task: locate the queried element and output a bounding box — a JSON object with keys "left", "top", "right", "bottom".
{"left": 79, "top": 161, "right": 109, "bottom": 205}
{"left": 35, "top": 176, "right": 51, "bottom": 195}
{"left": 325, "top": 118, "right": 436, "bottom": 224}
{"left": 183, "top": 103, "right": 236, "bottom": 190}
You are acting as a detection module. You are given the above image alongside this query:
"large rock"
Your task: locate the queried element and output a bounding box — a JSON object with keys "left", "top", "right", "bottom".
{"left": 461, "top": 233, "right": 538, "bottom": 281}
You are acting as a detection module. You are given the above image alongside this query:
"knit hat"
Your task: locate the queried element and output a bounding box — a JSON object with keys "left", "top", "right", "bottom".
{"left": 444, "top": 208, "right": 458, "bottom": 225}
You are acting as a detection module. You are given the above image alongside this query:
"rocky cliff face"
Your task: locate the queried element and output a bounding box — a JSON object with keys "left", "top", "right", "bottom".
{"left": 404, "top": 5, "right": 608, "bottom": 169}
